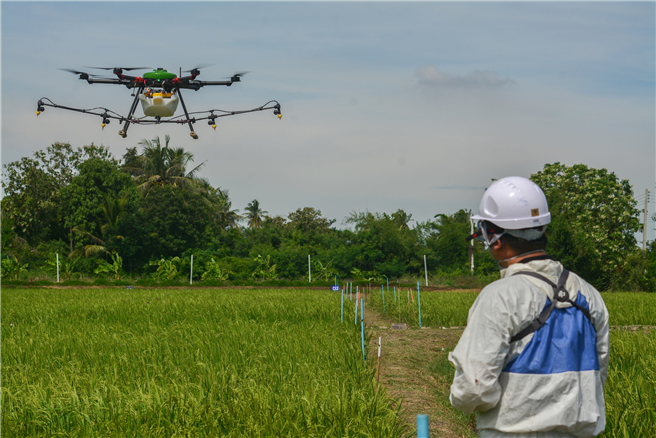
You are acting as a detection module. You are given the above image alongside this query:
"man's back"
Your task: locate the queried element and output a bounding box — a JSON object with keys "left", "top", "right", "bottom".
{"left": 449, "top": 257, "right": 610, "bottom": 438}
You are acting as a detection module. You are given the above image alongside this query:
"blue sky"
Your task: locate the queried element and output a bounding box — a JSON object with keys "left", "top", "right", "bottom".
{"left": 2, "top": 1, "right": 654, "bottom": 241}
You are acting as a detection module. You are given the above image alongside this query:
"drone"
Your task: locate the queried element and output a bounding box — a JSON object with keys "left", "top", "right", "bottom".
{"left": 36, "top": 66, "right": 282, "bottom": 139}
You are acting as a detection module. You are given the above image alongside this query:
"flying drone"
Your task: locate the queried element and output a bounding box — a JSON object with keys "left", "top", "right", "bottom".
{"left": 36, "top": 66, "right": 282, "bottom": 139}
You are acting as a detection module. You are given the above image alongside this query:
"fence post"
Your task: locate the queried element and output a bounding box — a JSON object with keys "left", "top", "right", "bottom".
{"left": 308, "top": 255, "right": 311, "bottom": 282}
{"left": 190, "top": 254, "right": 194, "bottom": 285}
{"left": 417, "top": 281, "right": 422, "bottom": 328}
{"left": 417, "top": 414, "right": 429, "bottom": 438}
{"left": 56, "top": 253, "right": 60, "bottom": 283}
{"left": 360, "top": 298, "right": 365, "bottom": 361}
{"left": 341, "top": 289, "right": 344, "bottom": 322}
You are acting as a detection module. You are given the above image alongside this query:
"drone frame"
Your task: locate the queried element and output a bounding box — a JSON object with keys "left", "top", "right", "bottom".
{"left": 37, "top": 67, "right": 282, "bottom": 139}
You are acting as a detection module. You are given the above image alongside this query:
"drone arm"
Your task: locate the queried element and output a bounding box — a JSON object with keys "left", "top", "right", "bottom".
{"left": 195, "top": 80, "right": 233, "bottom": 86}
{"left": 80, "top": 78, "right": 135, "bottom": 87}
{"left": 177, "top": 80, "right": 234, "bottom": 90}
{"left": 37, "top": 98, "right": 119, "bottom": 119}
{"left": 199, "top": 102, "right": 281, "bottom": 120}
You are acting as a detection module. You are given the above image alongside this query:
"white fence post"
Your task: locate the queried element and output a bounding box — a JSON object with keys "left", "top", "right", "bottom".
{"left": 470, "top": 218, "right": 475, "bottom": 273}
{"left": 308, "top": 254, "right": 311, "bottom": 282}
{"left": 56, "top": 253, "right": 60, "bottom": 283}
{"left": 190, "top": 254, "right": 194, "bottom": 285}
{"left": 424, "top": 254, "right": 428, "bottom": 287}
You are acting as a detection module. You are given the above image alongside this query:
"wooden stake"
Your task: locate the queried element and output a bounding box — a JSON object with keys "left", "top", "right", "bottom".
{"left": 376, "top": 337, "right": 382, "bottom": 384}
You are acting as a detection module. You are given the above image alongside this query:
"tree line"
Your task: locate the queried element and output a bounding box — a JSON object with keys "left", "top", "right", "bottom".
{"left": 2, "top": 138, "right": 654, "bottom": 291}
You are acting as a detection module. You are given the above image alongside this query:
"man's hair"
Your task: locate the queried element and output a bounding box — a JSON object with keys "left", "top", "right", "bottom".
{"left": 502, "top": 232, "right": 548, "bottom": 253}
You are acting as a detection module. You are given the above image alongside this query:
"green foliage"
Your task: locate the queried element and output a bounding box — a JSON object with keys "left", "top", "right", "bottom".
{"left": 288, "top": 207, "right": 336, "bottom": 233}
{"left": 60, "top": 156, "right": 136, "bottom": 248}
{"left": 344, "top": 210, "right": 419, "bottom": 278}
{"left": 94, "top": 252, "right": 124, "bottom": 280}
{"left": 3, "top": 142, "right": 653, "bottom": 289}
{"left": 122, "top": 135, "right": 205, "bottom": 194}
{"left": 201, "top": 258, "right": 230, "bottom": 281}
{"left": 531, "top": 163, "right": 642, "bottom": 290}
{"left": 312, "top": 258, "right": 337, "bottom": 281}
{"left": 138, "top": 185, "right": 218, "bottom": 259}
{"left": 1, "top": 255, "right": 28, "bottom": 280}
{"left": 149, "top": 256, "right": 181, "bottom": 280}
{"left": 1, "top": 143, "right": 114, "bottom": 245}
{"left": 44, "top": 256, "right": 80, "bottom": 281}
{"left": 251, "top": 254, "right": 278, "bottom": 281}
{"left": 244, "top": 199, "right": 268, "bottom": 229}
{"left": 350, "top": 267, "right": 384, "bottom": 282}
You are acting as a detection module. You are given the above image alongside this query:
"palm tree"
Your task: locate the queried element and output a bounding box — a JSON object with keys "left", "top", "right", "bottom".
{"left": 392, "top": 209, "right": 414, "bottom": 231}
{"left": 244, "top": 199, "right": 268, "bottom": 229}
{"left": 215, "top": 188, "right": 242, "bottom": 231}
{"left": 194, "top": 179, "right": 242, "bottom": 231}
{"left": 71, "top": 192, "right": 127, "bottom": 257}
{"left": 123, "top": 135, "right": 205, "bottom": 194}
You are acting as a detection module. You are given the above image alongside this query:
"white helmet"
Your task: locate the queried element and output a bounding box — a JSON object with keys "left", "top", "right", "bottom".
{"left": 471, "top": 176, "right": 550, "bottom": 243}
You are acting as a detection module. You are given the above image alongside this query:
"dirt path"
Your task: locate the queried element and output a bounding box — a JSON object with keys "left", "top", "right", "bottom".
{"left": 364, "top": 305, "right": 476, "bottom": 438}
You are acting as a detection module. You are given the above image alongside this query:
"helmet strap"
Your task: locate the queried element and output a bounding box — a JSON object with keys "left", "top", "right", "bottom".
{"left": 495, "top": 249, "right": 546, "bottom": 269}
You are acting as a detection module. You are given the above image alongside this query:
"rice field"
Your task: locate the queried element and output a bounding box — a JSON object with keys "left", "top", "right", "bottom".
{"left": 369, "top": 287, "right": 656, "bottom": 438}
{"left": 369, "top": 288, "right": 656, "bottom": 328}
{"left": 1, "top": 287, "right": 405, "bottom": 437}
{"left": 602, "top": 329, "right": 656, "bottom": 438}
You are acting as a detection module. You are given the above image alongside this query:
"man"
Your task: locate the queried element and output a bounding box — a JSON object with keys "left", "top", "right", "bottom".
{"left": 449, "top": 176, "right": 610, "bottom": 438}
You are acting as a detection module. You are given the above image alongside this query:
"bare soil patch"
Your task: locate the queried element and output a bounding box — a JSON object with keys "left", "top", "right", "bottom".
{"left": 365, "top": 306, "right": 476, "bottom": 438}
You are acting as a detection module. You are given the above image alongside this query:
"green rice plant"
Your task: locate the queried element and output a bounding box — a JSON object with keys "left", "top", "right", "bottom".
{"left": 600, "top": 293, "right": 656, "bottom": 326}
{"left": 602, "top": 330, "right": 656, "bottom": 437}
{"left": 369, "top": 289, "right": 478, "bottom": 328}
{"left": 1, "top": 288, "right": 406, "bottom": 437}
{"left": 370, "top": 290, "right": 656, "bottom": 329}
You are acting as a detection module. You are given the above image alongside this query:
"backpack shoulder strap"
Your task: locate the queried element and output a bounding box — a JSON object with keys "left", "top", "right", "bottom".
{"left": 509, "top": 269, "right": 594, "bottom": 343}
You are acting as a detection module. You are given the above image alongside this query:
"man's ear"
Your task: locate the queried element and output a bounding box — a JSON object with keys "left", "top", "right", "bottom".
{"left": 491, "top": 238, "right": 504, "bottom": 250}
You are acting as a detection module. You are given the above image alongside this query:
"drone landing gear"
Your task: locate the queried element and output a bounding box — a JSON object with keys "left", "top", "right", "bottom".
{"left": 119, "top": 85, "right": 145, "bottom": 138}
{"left": 175, "top": 86, "right": 198, "bottom": 139}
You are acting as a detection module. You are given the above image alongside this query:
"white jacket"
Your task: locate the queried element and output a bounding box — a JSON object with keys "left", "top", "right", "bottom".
{"left": 449, "top": 258, "right": 610, "bottom": 438}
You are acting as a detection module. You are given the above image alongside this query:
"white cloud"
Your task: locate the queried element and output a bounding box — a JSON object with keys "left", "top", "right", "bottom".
{"left": 415, "top": 64, "right": 515, "bottom": 89}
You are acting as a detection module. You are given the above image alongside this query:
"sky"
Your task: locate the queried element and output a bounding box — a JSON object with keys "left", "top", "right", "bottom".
{"left": 1, "top": 1, "right": 655, "bottom": 242}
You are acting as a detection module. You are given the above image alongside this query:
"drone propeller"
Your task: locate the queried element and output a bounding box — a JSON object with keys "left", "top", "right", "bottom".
{"left": 183, "top": 63, "right": 214, "bottom": 73}
{"left": 60, "top": 68, "right": 106, "bottom": 79}
{"left": 229, "top": 71, "right": 251, "bottom": 82}
{"left": 85, "top": 66, "right": 151, "bottom": 71}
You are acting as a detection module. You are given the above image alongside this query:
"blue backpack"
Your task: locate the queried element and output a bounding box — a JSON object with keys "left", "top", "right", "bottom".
{"left": 503, "top": 269, "right": 599, "bottom": 374}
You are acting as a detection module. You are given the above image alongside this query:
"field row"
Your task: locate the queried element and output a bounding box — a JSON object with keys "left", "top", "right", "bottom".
{"left": 366, "top": 288, "right": 656, "bottom": 327}
{"left": 2, "top": 288, "right": 403, "bottom": 437}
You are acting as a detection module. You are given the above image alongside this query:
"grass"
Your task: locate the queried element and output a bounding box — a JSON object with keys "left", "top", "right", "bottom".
{"left": 2, "top": 287, "right": 406, "bottom": 437}
{"left": 369, "top": 288, "right": 477, "bottom": 328}
{"left": 369, "top": 288, "right": 656, "bottom": 328}
{"left": 599, "top": 293, "right": 656, "bottom": 326}
{"left": 601, "top": 329, "right": 656, "bottom": 438}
